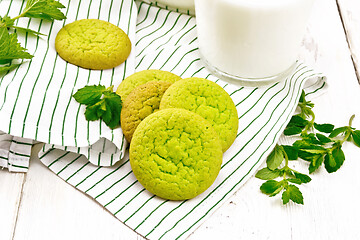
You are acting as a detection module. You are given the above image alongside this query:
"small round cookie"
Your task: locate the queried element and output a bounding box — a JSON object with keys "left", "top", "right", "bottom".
{"left": 130, "top": 108, "right": 223, "bottom": 200}
{"left": 116, "top": 69, "right": 181, "bottom": 101}
{"left": 55, "top": 19, "right": 131, "bottom": 70}
{"left": 121, "top": 81, "right": 172, "bottom": 142}
{"left": 160, "top": 77, "right": 238, "bottom": 152}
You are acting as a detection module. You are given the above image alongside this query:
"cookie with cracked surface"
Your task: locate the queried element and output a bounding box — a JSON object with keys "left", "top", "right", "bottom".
{"left": 116, "top": 69, "right": 181, "bottom": 101}
{"left": 121, "top": 81, "right": 172, "bottom": 142}
{"left": 130, "top": 108, "right": 223, "bottom": 200}
{"left": 55, "top": 19, "right": 131, "bottom": 70}
{"left": 160, "top": 77, "right": 238, "bottom": 152}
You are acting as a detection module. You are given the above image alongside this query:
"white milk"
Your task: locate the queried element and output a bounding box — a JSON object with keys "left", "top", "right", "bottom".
{"left": 151, "top": 0, "right": 195, "bottom": 12}
{"left": 195, "top": 0, "right": 315, "bottom": 82}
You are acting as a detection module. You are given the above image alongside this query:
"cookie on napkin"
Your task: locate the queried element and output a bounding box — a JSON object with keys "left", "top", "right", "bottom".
{"left": 130, "top": 108, "right": 223, "bottom": 200}
{"left": 116, "top": 69, "right": 181, "bottom": 101}
{"left": 160, "top": 77, "right": 239, "bottom": 152}
{"left": 55, "top": 19, "right": 131, "bottom": 70}
{"left": 121, "top": 81, "right": 172, "bottom": 142}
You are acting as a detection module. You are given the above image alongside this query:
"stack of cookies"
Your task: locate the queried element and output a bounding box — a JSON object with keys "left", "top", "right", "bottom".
{"left": 117, "top": 70, "right": 239, "bottom": 200}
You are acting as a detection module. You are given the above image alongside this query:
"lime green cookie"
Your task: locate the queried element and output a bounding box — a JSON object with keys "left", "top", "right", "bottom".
{"left": 121, "top": 81, "right": 172, "bottom": 142}
{"left": 130, "top": 108, "right": 223, "bottom": 200}
{"left": 55, "top": 19, "right": 131, "bottom": 70}
{"left": 160, "top": 78, "right": 238, "bottom": 152}
{"left": 116, "top": 69, "right": 181, "bottom": 101}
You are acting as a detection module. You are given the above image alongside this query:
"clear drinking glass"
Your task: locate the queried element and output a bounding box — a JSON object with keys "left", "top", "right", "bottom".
{"left": 194, "top": 0, "right": 315, "bottom": 86}
{"left": 149, "top": 0, "right": 195, "bottom": 14}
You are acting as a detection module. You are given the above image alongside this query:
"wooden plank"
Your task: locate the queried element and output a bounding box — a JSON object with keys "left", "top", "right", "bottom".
{"left": 12, "top": 144, "right": 139, "bottom": 240}
{"left": 337, "top": 0, "right": 360, "bottom": 83}
{"left": 0, "top": 170, "right": 25, "bottom": 240}
{"left": 189, "top": 0, "right": 360, "bottom": 239}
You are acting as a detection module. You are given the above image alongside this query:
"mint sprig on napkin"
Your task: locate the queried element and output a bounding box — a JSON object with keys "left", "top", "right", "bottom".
{"left": 73, "top": 85, "right": 123, "bottom": 129}
{"left": 0, "top": 0, "right": 66, "bottom": 73}
{"left": 256, "top": 91, "right": 360, "bottom": 205}
{"left": 0, "top": 27, "right": 33, "bottom": 73}
{"left": 15, "top": 0, "right": 66, "bottom": 21}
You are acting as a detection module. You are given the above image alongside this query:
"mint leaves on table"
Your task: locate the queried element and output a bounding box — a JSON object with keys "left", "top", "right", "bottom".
{"left": 0, "top": 0, "right": 66, "bottom": 73}
{"left": 256, "top": 90, "right": 360, "bottom": 205}
{"left": 73, "top": 85, "right": 123, "bottom": 129}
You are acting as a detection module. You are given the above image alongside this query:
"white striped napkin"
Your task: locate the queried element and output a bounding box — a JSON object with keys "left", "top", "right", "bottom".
{"left": 0, "top": 0, "right": 326, "bottom": 239}
{"left": 0, "top": 130, "right": 32, "bottom": 172}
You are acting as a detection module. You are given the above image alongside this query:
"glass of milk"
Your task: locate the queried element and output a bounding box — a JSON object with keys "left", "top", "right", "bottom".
{"left": 194, "top": 0, "right": 315, "bottom": 86}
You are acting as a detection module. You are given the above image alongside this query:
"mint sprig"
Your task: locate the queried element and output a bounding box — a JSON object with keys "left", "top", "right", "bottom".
{"left": 256, "top": 144, "right": 310, "bottom": 205}
{"left": 0, "top": 0, "right": 66, "bottom": 73}
{"left": 73, "top": 85, "right": 123, "bottom": 129}
{"left": 256, "top": 90, "right": 360, "bottom": 205}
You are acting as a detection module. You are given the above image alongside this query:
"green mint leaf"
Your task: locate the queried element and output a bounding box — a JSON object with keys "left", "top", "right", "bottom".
{"left": 283, "top": 145, "right": 298, "bottom": 160}
{"left": 0, "top": 16, "right": 15, "bottom": 28}
{"left": 0, "top": 63, "right": 21, "bottom": 73}
{"left": 23, "top": 0, "right": 66, "bottom": 21}
{"left": 333, "top": 146, "right": 345, "bottom": 160}
{"left": 102, "top": 92, "right": 122, "bottom": 129}
{"left": 284, "top": 115, "right": 309, "bottom": 136}
{"left": 266, "top": 145, "right": 284, "bottom": 170}
{"left": 314, "top": 123, "right": 334, "bottom": 133}
{"left": 288, "top": 115, "right": 308, "bottom": 128}
{"left": 73, "top": 85, "right": 106, "bottom": 105}
{"left": 84, "top": 101, "right": 105, "bottom": 121}
{"left": 0, "top": 27, "right": 33, "bottom": 61}
{"left": 309, "top": 154, "right": 324, "bottom": 174}
{"left": 282, "top": 185, "right": 304, "bottom": 205}
{"left": 11, "top": 25, "right": 46, "bottom": 36}
{"left": 329, "top": 126, "right": 348, "bottom": 138}
{"left": 284, "top": 168, "right": 295, "bottom": 178}
{"left": 298, "top": 150, "right": 317, "bottom": 162}
{"left": 316, "top": 133, "right": 333, "bottom": 144}
{"left": 260, "top": 180, "right": 283, "bottom": 196}
{"left": 299, "top": 148, "right": 326, "bottom": 155}
{"left": 296, "top": 144, "right": 326, "bottom": 159}
{"left": 293, "top": 172, "right": 312, "bottom": 183}
{"left": 324, "top": 146, "right": 344, "bottom": 173}
{"left": 282, "top": 188, "right": 291, "bottom": 204}
{"left": 287, "top": 178, "right": 302, "bottom": 184}
{"left": 284, "top": 126, "right": 303, "bottom": 136}
{"left": 332, "top": 145, "right": 345, "bottom": 167}
{"left": 74, "top": 85, "right": 122, "bottom": 129}
{"left": 255, "top": 168, "right": 282, "bottom": 180}
{"left": 299, "top": 90, "right": 306, "bottom": 104}
{"left": 301, "top": 133, "right": 322, "bottom": 145}
{"left": 327, "top": 152, "right": 337, "bottom": 167}
{"left": 293, "top": 139, "right": 311, "bottom": 149}
{"left": 297, "top": 142, "right": 326, "bottom": 151}
{"left": 269, "top": 185, "right": 284, "bottom": 197}
{"left": 351, "top": 130, "right": 360, "bottom": 147}
{"left": 101, "top": 103, "right": 112, "bottom": 125}
{"left": 84, "top": 106, "right": 99, "bottom": 121}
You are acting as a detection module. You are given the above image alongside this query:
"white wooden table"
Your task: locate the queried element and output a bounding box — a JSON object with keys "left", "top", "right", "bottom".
{"left": 1, "top": 0, "right": 360, "bottom": 239}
